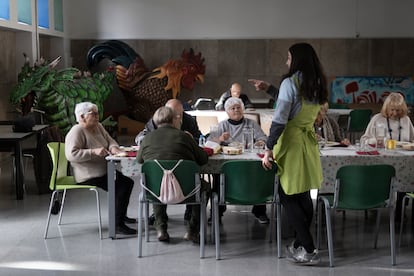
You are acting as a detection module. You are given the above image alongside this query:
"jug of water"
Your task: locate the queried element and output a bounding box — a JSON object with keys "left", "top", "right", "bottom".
{"left": 242, "top": 127, "right": 254, "bottom": 152}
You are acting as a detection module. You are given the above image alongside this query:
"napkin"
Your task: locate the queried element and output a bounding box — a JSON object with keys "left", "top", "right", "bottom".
{"left": 356, "top": 150, "right": 380, "bottom": 155}
{"left": 203, "top": 147, "right": 214, "bottom": 156}
{"left": 127, "top": 151, "right": 137, "bottom": 157}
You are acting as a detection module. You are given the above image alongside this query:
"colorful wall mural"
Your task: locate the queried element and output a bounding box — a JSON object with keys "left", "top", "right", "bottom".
{"left": 330, "top": 76, "right": 414, "bottom": 105}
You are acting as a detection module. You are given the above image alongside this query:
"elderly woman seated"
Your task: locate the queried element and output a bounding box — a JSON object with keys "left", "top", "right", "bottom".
{"left": 314, "top": 103, "right": 350, "bottom": 145}
{"left": 208, "top": 97, "right": 270, "bottom": 224}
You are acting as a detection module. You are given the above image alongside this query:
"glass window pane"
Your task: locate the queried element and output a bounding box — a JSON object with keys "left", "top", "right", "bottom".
{"left": 54, "top": 0, "right": 63, "bottom": 31}
{"left": 0, "top": 0, "right": 10, "bottom": 21}
{"left": 17, "top": 0, "right": 32, "bottom": 25}
{"left": 38, "top": 0, "right": 49, "bottom": 29}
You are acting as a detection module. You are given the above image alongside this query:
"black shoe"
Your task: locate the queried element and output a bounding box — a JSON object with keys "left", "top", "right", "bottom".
{"left": 51, "top": 200, "right": 61, "bottom": 215}
{"left": 116, "top": 223, "right": 137, "bottom": 235}
{"left": 148, "top": 214, "right": 155, "bottom": 226}
{"left": 184, "top": 208, "right": 192, "bottom": 221}
{"left": 254, "top": 213, "right": 270, "bottom": 224}
{"left": 124, "top": 216, "right": 137, "bottom": 224}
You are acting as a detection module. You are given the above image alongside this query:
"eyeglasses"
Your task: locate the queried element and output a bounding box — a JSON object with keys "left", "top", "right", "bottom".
{"left": 86, "top": 110, "right": 99, "bottom": 116}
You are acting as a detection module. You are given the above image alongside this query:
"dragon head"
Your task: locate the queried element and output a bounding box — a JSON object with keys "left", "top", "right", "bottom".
{"left": 151, "top": 48, "right": 205, "bottom": 98}
{"left": 10, "top": 55, "right": 62, "bottom": 115}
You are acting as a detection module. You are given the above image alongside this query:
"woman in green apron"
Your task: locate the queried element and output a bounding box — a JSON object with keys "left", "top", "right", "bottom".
{"left": 262, "top": 43, "right": 328, "bottom": 265}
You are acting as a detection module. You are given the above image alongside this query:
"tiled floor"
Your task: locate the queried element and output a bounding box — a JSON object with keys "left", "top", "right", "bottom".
{"left": 1, "top": 158, "right": 414, "bottom": 276}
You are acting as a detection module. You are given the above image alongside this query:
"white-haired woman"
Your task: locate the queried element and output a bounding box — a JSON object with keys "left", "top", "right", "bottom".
{"left": 207, "top": 97, "right": 269, "bottom": 223}
{"left": 65, "top": 102, "right": 136, "bottom": 235}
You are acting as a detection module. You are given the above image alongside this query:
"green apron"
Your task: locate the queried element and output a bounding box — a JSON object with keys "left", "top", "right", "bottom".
{"left": 273, "top": 100, "right": 322, "bottom": 195}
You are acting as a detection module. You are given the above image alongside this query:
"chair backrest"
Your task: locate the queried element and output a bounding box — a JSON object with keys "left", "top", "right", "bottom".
{"left": 192, "top": 98, "right": 215, "bottom": 110}
{"left": 196, "top": 116, "right": 219, "bottom": 136}
{"left": 47, "top": 142, "right": 69, "bottom": 190}
{"left": 347, "top": 109, "right": 372, "bottom": 132}
{"left": 220, "top": 160, "right": 277, "bottom": 205}
{"left": 334, "top": 164, "right": 395, "bottom": 210}
{"left": 244, "top": 113, "right": 261, "bottom": 125}
{"left": 141, "top": 160, "right": 200, "bottom": 203}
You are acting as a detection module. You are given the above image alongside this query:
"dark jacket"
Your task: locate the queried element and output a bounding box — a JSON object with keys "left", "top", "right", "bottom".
{"left": 137, "top": 125, "right": 208, "bottom": 166}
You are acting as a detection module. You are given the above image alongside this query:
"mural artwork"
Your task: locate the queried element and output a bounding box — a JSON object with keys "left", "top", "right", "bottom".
{"left": 330, "top": 76, "right": 414, "bottom": 106}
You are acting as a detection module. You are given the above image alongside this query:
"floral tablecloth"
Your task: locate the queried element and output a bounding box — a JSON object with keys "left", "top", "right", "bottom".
{"left": 108, "top": 147, "right": 414, "bottom": 194}
{"left": 319, "top": 146, "right": 414, "bottom": 193}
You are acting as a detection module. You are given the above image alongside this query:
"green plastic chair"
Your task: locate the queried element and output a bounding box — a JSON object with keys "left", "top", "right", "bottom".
{"left": 212, "top": 160, "right": 281, "bottom": 260}
{"left": 329, "top": 103, "right": 349, "bottom": 109}
{"left": 347, "top": 109, "right": 372, "bottom": 143}
{"left": 44, "top": 142, "right": 102, "bottom": 239}
{"left": 137, "top": 160, "right": 207, "bottom": 258}
{"left": 317, "top": 164, "right": 396, "bottom": 267}
{"left": 398, "top": 192, "right": 414, "bottom": 246}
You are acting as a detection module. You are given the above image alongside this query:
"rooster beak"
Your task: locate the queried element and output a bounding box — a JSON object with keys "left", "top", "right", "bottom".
{"left": 196, "top": 74, "right": 204, "bottom": 83}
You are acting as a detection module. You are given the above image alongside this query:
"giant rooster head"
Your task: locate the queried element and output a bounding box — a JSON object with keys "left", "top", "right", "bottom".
{"left": 151, "top": 48, "right": 205, "bottom": 98}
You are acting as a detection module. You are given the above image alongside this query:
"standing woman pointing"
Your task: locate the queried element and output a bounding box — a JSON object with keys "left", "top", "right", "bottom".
{"left": 261, "top": 43, "right": 328, "bottom": 265}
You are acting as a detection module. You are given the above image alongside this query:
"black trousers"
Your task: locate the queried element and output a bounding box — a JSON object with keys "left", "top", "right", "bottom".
{"left": 278, "top": 184, "right": 315, "bottom": 253}
{"left": 79, "top": 171, "right": 134, "bottom": 225}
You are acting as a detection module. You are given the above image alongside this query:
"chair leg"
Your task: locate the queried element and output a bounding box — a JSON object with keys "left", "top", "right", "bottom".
{"left": 44, "top": 191, "right": 58, "bottom": 239}
{"left": 58, "top": 189, "right": 67, "bottom": 225}
{"left": 138, "top": 192, "right": 144, "bottom": 258}
{"left": 398, "top": 195, "right": 409, "bottom": 247}
{"left": 320, "top": 198, "right": 334, "bottom": 267}
{"left": 390, "top": 205, "right": 396, "bottom": 265}
{"left": 213, "top": 194, "right": 220, "bottom": 260}
{"left": 144, "top": 202, "right": 149, "bottom": 242}
{"left": 276, "top": 201, "right": 282, "bottom": 258}
{"left": 92, "top": 188, "right": 102, "bottom": 239}
{"left": 269, "top": 203, "right": 274, "bottom": 243}
{"left": 374, "top": 209, "right": 381, "bottom": 249}
{"left": 200, "top": 193, "right": 206, "bottom": 258}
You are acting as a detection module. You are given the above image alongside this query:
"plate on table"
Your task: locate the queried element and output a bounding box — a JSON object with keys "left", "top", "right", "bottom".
{"left": 222, "top": 146, "right": 243, "bottom": 155}
{"left": 119, "top": 146, "right": 139, "bottom": 152}
{"left": 400, "top": 143, "right": 414, "bottom": 151}
{"left": 325, "top": 141, "right": 340, "bottom": 147}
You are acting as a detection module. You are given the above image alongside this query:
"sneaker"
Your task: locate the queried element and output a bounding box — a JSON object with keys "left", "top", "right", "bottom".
{"left": 292, "top": 246, "right": 321, "bottom": 265}
{"left": 254, "top": 213, "right": 270, "bottom": 224}
{"left": 286, "top": 241, "right": 299, "bottom": 259}
{"left": 157, "top": 230, "right": 170, "bottom": 242}
{"left": 183, "top": 231, "right": 200, "bottom": 244}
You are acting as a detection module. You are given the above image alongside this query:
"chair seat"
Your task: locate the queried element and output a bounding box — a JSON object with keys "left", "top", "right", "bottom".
{"left": 44, "top": 142, "right": 102, "bottom": 239}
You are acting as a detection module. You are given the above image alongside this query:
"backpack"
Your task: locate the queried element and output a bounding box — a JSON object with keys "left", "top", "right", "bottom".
{"left": 141, "top": 160, "right": 200, "bottom": 204}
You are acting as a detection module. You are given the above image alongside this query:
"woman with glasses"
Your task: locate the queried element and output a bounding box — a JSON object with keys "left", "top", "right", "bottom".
{"left": 65, "top": 102, "right": 136, "bottom": 235}
{"left": 361, "top": 92, "right": 414, "bottom": 144}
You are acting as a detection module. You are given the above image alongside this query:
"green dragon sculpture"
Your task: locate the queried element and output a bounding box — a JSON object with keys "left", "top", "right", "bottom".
{"left": 9, "top": 55, "right": 115, "bottom": 135}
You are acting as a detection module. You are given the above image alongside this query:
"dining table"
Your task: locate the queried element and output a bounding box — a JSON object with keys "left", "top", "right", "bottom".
{"left": 0, "top": 124, "right": 49, "bottom": 199}
{"left": 106, "top": 145, "right": 414, "bottom": 239}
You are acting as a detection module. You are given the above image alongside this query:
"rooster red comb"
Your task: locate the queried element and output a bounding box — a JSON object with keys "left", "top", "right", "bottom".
{"left": 181, "top": 48, "right": 206, "bottom": 74}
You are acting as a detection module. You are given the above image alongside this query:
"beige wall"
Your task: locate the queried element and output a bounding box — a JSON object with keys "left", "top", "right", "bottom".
{"left": 70, "top": 38, "right": 414, "bottom": 110}
{"left": 2, "top": 35, "right": 414, "bottom": 120}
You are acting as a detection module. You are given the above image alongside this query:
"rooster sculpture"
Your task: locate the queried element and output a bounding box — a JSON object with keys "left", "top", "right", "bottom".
{"left": 86, "top": 40, "right": 205, "bottom": 122}
{"left": 9, "top": 40, "right": 205, "bottom": 135}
